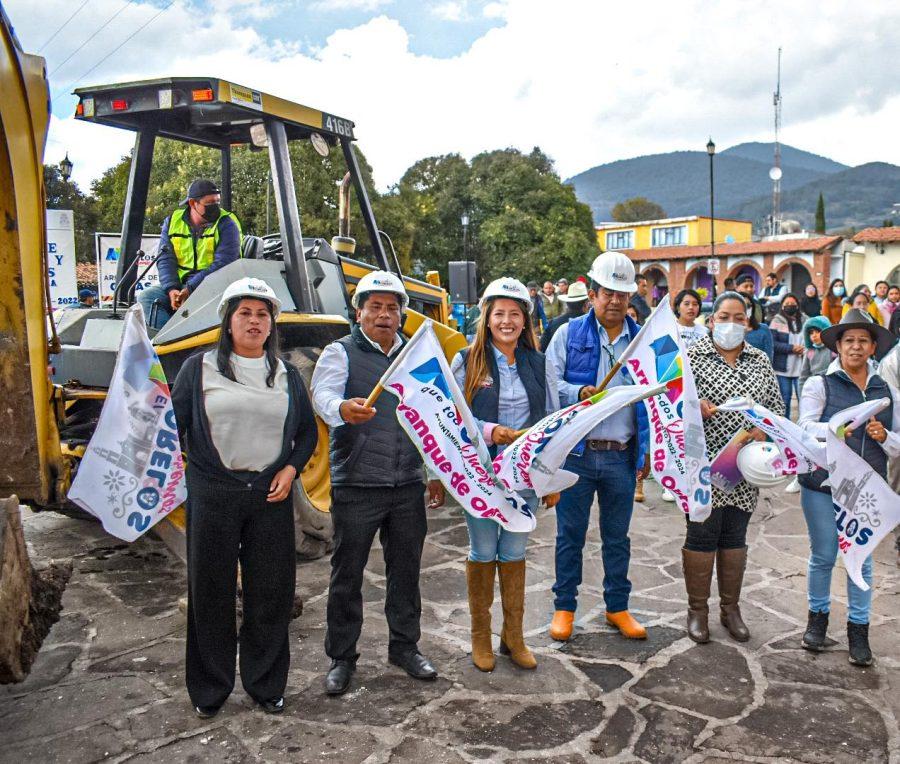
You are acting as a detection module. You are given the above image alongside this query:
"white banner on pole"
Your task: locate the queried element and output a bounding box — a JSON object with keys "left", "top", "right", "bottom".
{"left": 68, "top": 304, "right": 186, "bottom": 541}
{"left": 46, "top": 209, "right": 78, "bottom": 308}
{"left": 95, "top": 233, "right": 161, "bottom": 304}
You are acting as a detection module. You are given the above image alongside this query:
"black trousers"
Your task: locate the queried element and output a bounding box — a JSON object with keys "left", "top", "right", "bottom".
{"left": 684, "top": 504, "right": 751, "bottom": 552}
{"left": 325, "top": 482, "right": 427, "bottom": 663}
{"left": 185, "top": 478, "right": 295, "bottom": 708}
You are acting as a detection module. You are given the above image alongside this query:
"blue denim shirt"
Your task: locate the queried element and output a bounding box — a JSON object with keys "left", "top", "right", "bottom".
{"left": 546, "top": 317, "right": 636, "bottom": 443}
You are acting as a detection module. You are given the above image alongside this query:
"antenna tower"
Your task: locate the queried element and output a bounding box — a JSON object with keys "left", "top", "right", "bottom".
{"left": 770, "top": 48, "right": 783, "bottom": 236}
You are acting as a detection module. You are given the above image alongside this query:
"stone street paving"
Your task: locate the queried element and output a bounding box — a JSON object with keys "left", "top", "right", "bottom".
{"left": 2, "top": 480, "right": 898, "bottom": 763}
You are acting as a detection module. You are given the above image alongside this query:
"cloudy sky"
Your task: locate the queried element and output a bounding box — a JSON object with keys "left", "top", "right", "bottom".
{"left": 6, "top": 0, "right": 899, "bottom": 191}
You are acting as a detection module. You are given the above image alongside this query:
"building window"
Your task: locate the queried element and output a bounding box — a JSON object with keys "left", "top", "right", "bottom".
{"left": 606, "top": 230, "right": 634, "bottom": 249}
{"left": 651, "top": 225, "right": 687, "bottom": 247}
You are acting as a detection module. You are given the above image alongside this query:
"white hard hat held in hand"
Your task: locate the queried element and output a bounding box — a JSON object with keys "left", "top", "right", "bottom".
{"left": 352, "top": 270, "right": 409, "bottom": 309}
{"left": 218, "top": 277, "right": 282, "bottom": 318}
{"left": 736, "top": 441, "right": 790, "bottom": 488}
{"left": 479, "top": 277, "right": 533, "bottom": 313}
{"left": 587, "top": 251, "right": 638, "bottom": 294}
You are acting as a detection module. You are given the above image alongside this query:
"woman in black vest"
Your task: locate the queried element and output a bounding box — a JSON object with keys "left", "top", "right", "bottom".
{"left": 451, "top": 277, "right": 559, "bottom": 672}
{"left": 171, "top": 277, "right": 317, "bottom": 717}
{"left": 798, "top": 309, "right": 899, "bottom": 666}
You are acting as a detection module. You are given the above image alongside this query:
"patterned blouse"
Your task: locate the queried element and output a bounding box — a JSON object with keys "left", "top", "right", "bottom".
{"left": 687, "top": 335, "right": 785, "bottom": 513}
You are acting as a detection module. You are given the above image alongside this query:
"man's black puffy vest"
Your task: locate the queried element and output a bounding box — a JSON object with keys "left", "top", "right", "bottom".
{"left": 329, "top": 325, "right": 424, "bottom": 487}
{"left": 459, "top": 343, "right": 546, "bottom": 457}
{"left": 799, "top": 370, "right": 893, "bottom": 494}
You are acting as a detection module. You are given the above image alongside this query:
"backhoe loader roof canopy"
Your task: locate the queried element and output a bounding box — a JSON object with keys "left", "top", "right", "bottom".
{"left": 73, "top": 77, "right": 355, "bottom": 148}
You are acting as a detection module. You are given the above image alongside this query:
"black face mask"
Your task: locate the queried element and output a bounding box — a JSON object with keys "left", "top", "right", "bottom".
{"left": 200, "top": 202, "right": 220, "bottom": 223}
{"left": 783, "top": 305, "right": 798, "bottom": 315}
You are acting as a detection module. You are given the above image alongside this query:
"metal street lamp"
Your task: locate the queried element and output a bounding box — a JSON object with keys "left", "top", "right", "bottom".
{"left": 706, "top": 139, "right": 717, "bottom": 301}
{"left": 461, "top": 212, "right": 470, "bottom": 260}
{"left": 59, "top": 153, "right": 73, "bottom": 182}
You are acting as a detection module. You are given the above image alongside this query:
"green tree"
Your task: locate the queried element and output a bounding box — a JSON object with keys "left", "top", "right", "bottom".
{"left": 611, "top": 196, "right": 666, "bottom": 223}
{"left": 815, "top": 192, "right": 826, "bottom": 233}
{"left": 44, "top": 165, "right": 99, "bottom": 264}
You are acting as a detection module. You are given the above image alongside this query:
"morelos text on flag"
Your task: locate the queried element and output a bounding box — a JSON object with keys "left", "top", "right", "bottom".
{"left": 492, "top": 384, "right": 665, "bottom": 497}
{"left": 717, "top": 397, "right": 827, "bottom": 475}
{"left": 68, "top": 305, "right": 186, "bottom": 542}
{"left": 381, "top": 321, "right": 536, "bottom": 532}
{"left": 624, "top": 301, "right": 712, "bottom": 521}
{"left": 824, "top": 398, "right": 900, "bottom": 592}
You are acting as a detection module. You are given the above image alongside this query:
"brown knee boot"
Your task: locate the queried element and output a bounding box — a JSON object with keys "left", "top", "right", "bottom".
{"left": 682, "top": 549, "right": 716, "bottom": 643}
{"left": 466, "top": 560, "right": 496, "bottom": 672}
{"left": 497, "top": 560, "right": 536, "bottom": 669}
{"left": 717, "top": 547, "right": 750, "bottom": 642}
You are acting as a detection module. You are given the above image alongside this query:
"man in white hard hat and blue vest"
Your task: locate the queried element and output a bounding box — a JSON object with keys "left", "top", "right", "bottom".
{"left": 544, "top": 251, "right": 650, "bottom": 642}
{"left": 311, "top": 270, "right": 445, "bottom": 696}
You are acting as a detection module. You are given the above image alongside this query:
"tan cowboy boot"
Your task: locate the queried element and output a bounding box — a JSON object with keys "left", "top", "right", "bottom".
{"left": 466, "top": 560, "right": 496, "bottom": 671}
{"left": 497, "top": 560, "right": 537, "bottom": 669}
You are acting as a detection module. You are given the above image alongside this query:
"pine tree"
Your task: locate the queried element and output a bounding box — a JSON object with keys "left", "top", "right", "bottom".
{"left": 815, "top": 192, "right": 826, "bottom": 233}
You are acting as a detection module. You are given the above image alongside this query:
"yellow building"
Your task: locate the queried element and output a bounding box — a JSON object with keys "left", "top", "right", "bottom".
{"left": 595, "top": 215, "right": 752, "bottom": 251}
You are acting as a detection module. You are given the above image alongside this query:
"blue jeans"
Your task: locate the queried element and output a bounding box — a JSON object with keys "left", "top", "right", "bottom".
{"left": 138, "top": 284, "right": 174, "bottom": 329}
{"left": 800, "top": 487, "right": 872, "bottom": 624}
{"left": 777, "top": 374, "right": 799, "bottom": 419}
{"left": 465, "top": 512, "right": 529, "bottom": 562}
{"left": 553, "top": 447, "right": 636, "bottom": 613}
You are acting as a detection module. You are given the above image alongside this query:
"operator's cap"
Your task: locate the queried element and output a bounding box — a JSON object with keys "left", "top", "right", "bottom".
{"left": 587, "top": 251, "right": 638, "bottom": 294}
{"left": 479, "top": 277, "right": 533, "bottom": 314}
{"left": 182, "top": 178, "right": 220, "bottom": 205}
{"left": 218, "top": 277, "right": 282, "bottom": 319}
{"left": 351, "top": 270, "right": 409, "bottom": 309}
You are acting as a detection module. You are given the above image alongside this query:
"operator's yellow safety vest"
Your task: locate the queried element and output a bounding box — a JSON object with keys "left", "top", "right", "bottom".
{"left": 167, "top": 207, "right": 242, "bottom": 281}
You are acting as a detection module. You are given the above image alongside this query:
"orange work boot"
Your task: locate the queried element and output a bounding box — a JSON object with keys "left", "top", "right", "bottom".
{"left": 549, "top": 610, "right": 575, "bottom": 641}
{"left": 605, "top": 610, "right": 647, "bottom": 639}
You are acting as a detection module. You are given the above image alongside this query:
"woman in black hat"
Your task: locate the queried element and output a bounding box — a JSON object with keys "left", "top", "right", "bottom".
{"left": 797, "top": 309, "right": 899, "bottom": 666}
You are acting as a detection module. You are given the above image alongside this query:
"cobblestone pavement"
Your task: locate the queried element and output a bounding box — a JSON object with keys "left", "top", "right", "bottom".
{"left": 2, "top": 480, "right": 898, "bottom": 763}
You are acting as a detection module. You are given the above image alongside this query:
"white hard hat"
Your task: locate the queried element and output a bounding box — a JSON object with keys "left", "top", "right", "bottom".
{"left": 736, "top": 442, "right": 790, "bottom": 488}
{"left": 217, "top": 277, "right": 282, "bottom": 319}
{"left": 351, "top": 270, "right": 409, "bottom": 309}
{"left": 587, "top": 251, "right": 638, "bottom": 294}
{"left": 479, "top": 277, "right": 533, "bottom": 313}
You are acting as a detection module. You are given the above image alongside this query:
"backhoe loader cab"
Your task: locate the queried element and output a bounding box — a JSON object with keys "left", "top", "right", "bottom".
{"left": 46, "top": 77, "right": 464, "bottom": 559}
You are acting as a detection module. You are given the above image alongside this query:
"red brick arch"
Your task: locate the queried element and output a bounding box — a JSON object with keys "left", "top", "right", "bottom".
{"left": 725, "top": 260, "right": 764, "bottom": 281}
{"left": 774, "top": 257, "right": 814, "bottom": 279}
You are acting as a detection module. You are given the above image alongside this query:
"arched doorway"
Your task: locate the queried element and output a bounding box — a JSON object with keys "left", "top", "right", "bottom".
{"left": 685, "top": 265, "right": 715, "bottom": 305}
{"left": 777, "top": 261, "right": 813, "bottom": 297}
{"left": 642, "top": 266, "right": 668, "bottom": 307}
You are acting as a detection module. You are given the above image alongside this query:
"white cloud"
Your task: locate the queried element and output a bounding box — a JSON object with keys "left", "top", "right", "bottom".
{"left": 431, "top": 1, "right": 467, "bottom": 22}
{"left": 308, "top": 0, "right": 393, "bottom": 11}
{"left": 482, "top": 1, "right": 507, "bottom": 19}
{"left": 12, "top": 0, "right": 900, "bottom": 196}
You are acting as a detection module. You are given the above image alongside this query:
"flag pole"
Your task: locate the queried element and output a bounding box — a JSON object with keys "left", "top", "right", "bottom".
{"left": 363, "top": 319, "right": 432, "bottom": 408}
{"left": 595, "top": 301, "right": 661, "bottom": 392}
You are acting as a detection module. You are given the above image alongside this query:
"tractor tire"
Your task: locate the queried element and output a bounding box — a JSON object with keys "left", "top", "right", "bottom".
{"left": 284, "top": 348, "right": 334, "bottom": 561}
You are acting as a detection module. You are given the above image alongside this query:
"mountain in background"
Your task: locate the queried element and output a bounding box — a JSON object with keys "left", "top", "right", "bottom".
{"left": 566, "top": 142, "right": 897, "bottom": 231}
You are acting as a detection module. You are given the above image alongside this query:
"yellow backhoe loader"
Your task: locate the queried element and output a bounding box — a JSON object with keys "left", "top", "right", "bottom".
{"left": 0, "top": 7, "right": 466, "bottom": 574}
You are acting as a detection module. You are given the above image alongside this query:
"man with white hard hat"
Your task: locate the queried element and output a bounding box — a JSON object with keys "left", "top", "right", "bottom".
{"left": 310, "top": 270, "right": 445, "bottom": 696}
{"left": 545, "top": 251, "right": 650, "bottom": 642}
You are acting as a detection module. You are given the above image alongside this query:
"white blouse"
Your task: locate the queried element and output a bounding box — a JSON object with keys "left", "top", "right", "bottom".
{"left": 202, "top": 351, "right": 289, "bottom": 472}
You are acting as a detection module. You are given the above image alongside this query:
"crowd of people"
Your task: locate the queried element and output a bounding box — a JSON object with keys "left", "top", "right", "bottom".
{"left": 168, "top": 246, "right": 898, "bottom": 720}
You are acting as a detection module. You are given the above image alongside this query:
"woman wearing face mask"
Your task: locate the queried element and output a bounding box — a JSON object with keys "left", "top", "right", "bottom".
{"left": 683, "top": 293, "right": 783, "bottom": 645}
{"left": 799, "top": 284, "right": 821, "bottom": 318}
{"left": 798, "top": 316, "right": 834, "bottom": 394}
{"left": 797, "top": 310, "right": 899, "bottom": 666}
{"left": 822, "top": 278, "right": 846, "bottom": 324}
{"left": 842, "top": 287, "right": 885, "bottom": 326}
{"left": 878, "top": 284, "right": 899, "bottom": 327}
{"left": 451, "top": 277, "right": 560, "bottom": 672}
{"left": 769, "top": 293, "right": 806, "bottom": 419}
{"left": 171, "top": 278, "right": 317, "bottom": 718}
